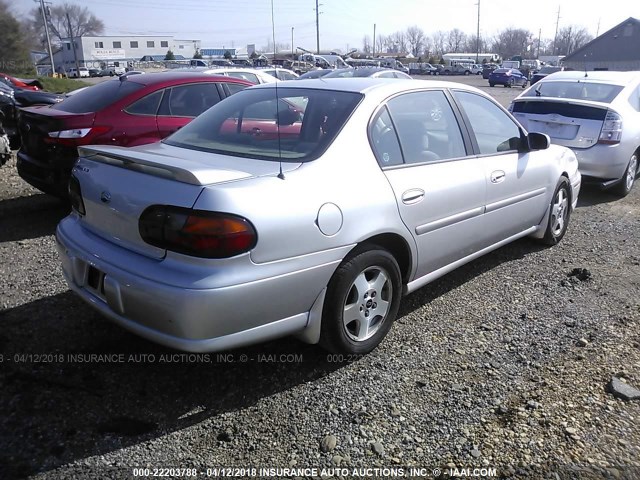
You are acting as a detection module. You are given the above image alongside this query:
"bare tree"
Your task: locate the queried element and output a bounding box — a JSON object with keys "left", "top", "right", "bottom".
{"left": 446, "top": 28, "right": 466, "bottom": 53}
{"left": 362, "top": 35, "right": 372, "bottom": 55}
{"left": 431, "top": 31, "right": 447, "bottom": 56}
{"left": 29, "top": 2, "right": 104, "bottom": 45}
{"left": 554, "top": 25, "right": 593, "bottom": 55}
{"left": 491, "top": 28, "right": 532, "bottom": 60}
{"left": 388, "top": 31, "right": 408, "bottom": 54}
{"left": 406, "top": 25, "right": 426, "bottom": 57}
{"left": 462, "top": 35, "right": 488, "bottom": 56}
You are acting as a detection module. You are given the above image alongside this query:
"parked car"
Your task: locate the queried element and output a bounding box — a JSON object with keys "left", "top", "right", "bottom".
{"left": 471, "top": 64, "right": 484, "bottom": 75}
{"left": 0, "top": 77, "right": 63, "bottom": 108}
{"left": 201, "top": 68, "right": 278, "bottom": 84}
{"left": 17, "top": 72, "right": 252, "bottom": 197}
{"left": 66, "top": 67, "right": 90, "bottom": 78}
{"left": 432, "top": 64, "right": 445, "bottom": 75}
{"left": 488, "top": 68, "right": 528, "bottom": 88}
{"left": 0, "top": 83, "right": 17, "bottom": 148}
{"left": 510, "top": 70, "right": 640, "bottom": 196}
{"left": 100, "top": 65, "right": 126, "bottom": 76}
{"left": 323, "top": 67, "right": 412, "bottom": 79}
{"left": 56, "top": 78, "right": 580, "bottom": 355}
{"left": 285, "top": 61, "right": 319, "bottom": 75}
{"left": 0, "top": 73, "right": 42, "bottom": 91}
{"left": 530, "top": 66, "right": 573, "bottom": 85}
{"left": 88, "top": 68, "right": 102, "bottom": 77}
{"left": 296, "top": 69, "right": 333, "bottom": 80}
{"left": 262, "top": 68, "right": 299, "bottom": 81}
{"left": 482, "top": 64, "right": 498, "bottom": 79}
{"left": 408, "top": 63, "right": 438, "bottom": 75}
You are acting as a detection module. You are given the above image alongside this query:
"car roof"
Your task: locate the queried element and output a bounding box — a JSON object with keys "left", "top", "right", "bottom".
{"left": 111, "top": 71, "right": 250, "bottom": 86}
{"left": 539, "top": 70, "right": 640, "bottom": 86}
{"left": 248, "top": 78, "right": 484, "bottom": 99}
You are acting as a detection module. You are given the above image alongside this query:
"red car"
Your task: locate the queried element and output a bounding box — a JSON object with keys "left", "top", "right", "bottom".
{"left": 17, "top": 72, "right": 251, "bottom": 197}
{"left": 0, "top": 73, "right": 42, "bottom": 91}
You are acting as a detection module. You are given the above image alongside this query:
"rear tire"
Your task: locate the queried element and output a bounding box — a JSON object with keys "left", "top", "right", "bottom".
{"left": 320, "top": 247, "right": 402, "bottom": 354}
{"left": 614, "top": 152, "right": 638, "bottom": 197}
{"left": 540, "top": 177, "right": 571, "bottom": 246}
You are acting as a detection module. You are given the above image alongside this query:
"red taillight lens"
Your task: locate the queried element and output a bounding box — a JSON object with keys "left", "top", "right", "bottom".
{"left": 139, "top": 206, "right": 257, "bottom": 258}
{"left": 598, "top": 110, "right": 623, "bottom": 145}
{"left": 45, "top": 126, "right": 110, "bottom": 147}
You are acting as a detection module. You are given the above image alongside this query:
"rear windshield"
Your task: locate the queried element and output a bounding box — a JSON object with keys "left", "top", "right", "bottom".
{"left": 164, "top": 87, "right": 363, "bottom": 162}
{"left": 52, "top": 80, "right": 144, "bottom": 113}
{"left": 493, "top": 68, "right": 509, "bottom": 73}
{"left": 524, "top": 81, "right": 624, "bottom": 103}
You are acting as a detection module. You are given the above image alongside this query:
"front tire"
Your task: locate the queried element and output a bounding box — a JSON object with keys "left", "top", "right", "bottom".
{"left": 320, "top": 247, "right": 402, "bottom": 354}
{"left": 614, "top": 152, "right": 638, "bottom": 197}
{"left": 540, "top": 177, "right": 571, "bottom": 245}
{"left": 489, "top": 83, "right": 495, "bottom": 87}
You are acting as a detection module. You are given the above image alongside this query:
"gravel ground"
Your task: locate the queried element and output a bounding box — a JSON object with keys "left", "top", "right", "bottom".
{"left": 1, "top": 77, "right": 640, "bottom": 480}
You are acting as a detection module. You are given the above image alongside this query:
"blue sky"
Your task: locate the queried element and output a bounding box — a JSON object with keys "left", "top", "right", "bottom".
{"left": 13, "top": 0, "right": 639, "bottom": 52}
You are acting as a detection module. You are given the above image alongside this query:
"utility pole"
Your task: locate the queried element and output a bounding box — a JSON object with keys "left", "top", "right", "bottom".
{"left": 537, "top": 28, "right": 542, "bottom": 59}
{"left": 475, "top": 0, "right": 480, "bottom": 63}
{"left": 38, "top": 0, "right": 56, "bottom": 75}
{"left": 552, "top": 6, "right": 561, "bottom": 55}
{"left": 373, "top": 23, "right": 376, "bottom": 57}
{"left": 596, "top": 18, "right": 601, "bottom": 37}
{"left": 315, "top": 0, "right": 320, "bottom": 54}
{"left": 291, "top": 27, "right": 294, "bottom": 59}
{"left": 66, "top": 13, "right": 81, "bottom": 74}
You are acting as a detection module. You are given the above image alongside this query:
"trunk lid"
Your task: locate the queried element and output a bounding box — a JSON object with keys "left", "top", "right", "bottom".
{"left": 512, "top": 99, "right": 608, "bottom": 149}
{"left": 18, "top": 107, "right": 95, "bottom": 158}
{"left": 74, "top": 142, "right": 301, "bottom": 259}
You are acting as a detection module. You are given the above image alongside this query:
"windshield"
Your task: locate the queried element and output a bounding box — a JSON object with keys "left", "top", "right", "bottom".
{"left": 164, "top": 87, "right": 363, "bottom": 162}
{"left": 524, "top": 81, "right": 624, "bottom": 103}
{"left": 52, "top": 80, "right": 143, "bottom": 113}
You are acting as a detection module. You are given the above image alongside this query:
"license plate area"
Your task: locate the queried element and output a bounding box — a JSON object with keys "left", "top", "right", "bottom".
{"left": 86, "top": 265, "right": 106, "bottom": 300}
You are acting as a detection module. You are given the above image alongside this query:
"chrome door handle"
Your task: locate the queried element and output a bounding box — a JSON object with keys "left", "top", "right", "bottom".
{"left": 401, "top": 188, "right": 425, "bottom": 205}
{"left": 490, "top": 170, "right": 506, "bottom": 183}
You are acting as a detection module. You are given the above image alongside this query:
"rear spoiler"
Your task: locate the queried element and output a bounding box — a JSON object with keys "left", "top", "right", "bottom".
{"left": 78, "top": 145, "right": 251, "bottom": 186}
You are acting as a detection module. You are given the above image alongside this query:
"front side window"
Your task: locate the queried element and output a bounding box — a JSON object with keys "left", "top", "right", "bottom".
{"left": 164, "top": 87, "right": 362, "bottom": 162}
{"left": 454, "top": 90, "right": 522, "bottom": 154}
{"left": 227, "top": 72, "right": 259, "bottom": 84}
{"left": 386, "top": 90, "right": 466, "bottom": 163}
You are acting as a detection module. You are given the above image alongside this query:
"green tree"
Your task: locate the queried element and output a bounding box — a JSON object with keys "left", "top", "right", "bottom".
{"left": 223, "top": 50, "right": 232, "bottom": 60}
{"left": 0, "top": 1, "right": 33, "bottom": 74}
{"left": 164, "top": 50, "right": 175, "bottom": 60}
{"left": 193, "top": 49, "right": 203, "bottom": 59}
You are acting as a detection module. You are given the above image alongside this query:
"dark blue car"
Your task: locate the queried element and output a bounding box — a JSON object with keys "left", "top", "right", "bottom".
{"left": 488, "top": 68, "right": 528, "bottom": 88}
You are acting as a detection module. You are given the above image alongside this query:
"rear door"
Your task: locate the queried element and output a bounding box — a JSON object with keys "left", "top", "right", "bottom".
{"left": 156, "top": 82, "right": 223, "bottom": 138}
{"left": 373, "top": 89, "right": 486, "bottom": 279}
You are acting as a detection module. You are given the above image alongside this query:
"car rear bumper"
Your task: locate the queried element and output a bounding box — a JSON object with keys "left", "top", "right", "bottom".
{"left": 56, "top": 216, "right": 341, "bottom": 352}
{"left": 17, "top": 149, "right": 76, "bottom": 197}
{"left": 569, "top": 144, "right": 631, "bottom": 184}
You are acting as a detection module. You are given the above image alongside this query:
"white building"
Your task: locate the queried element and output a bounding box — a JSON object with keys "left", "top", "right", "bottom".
{"left": 51, "top": 35, "right": 201, "bottom": 72}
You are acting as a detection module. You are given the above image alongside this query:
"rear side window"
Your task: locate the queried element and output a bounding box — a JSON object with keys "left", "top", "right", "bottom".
{"left": 164, "top": 87, "right": 362, "bottom": 162}
{"left": 125, "top": 90, "right": 163, "bottom": 115}
{"left": 225, "top": 83, "right": 249, "bottom": 95}
{"left": 386, "top": 90, "right": 466, "bottom": 163}
{"left": 159, "top": 83, "right": 222, "bottom": 117}
{"left": 53, "top": 80, "right": 143, "bottom": 113}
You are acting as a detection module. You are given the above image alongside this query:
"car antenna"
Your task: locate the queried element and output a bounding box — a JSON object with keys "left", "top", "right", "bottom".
{"left": 271, "top": 0, "right": 285, "bottom": 180}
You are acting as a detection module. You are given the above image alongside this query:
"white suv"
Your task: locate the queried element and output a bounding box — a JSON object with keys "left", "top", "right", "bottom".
{"left": 67, "top": 67, "right": 90, "bottom": 78}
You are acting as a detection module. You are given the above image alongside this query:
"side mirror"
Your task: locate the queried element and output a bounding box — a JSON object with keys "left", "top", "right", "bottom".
{"left": 527, "top": 132, "right": 550, "bottom": 151}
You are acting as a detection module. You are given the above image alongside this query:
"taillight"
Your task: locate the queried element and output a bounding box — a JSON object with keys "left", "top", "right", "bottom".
{"left": 598, "top": 110, "right": 622, "bottom": 145}
{"left": 139, "top": 206, "right": 257, "bottom": 258}
{"left": 68, "top": 175, "right": 86, "bottom": 215}
{"left": 45, "top": 126, "right": 110, "bottom": 147}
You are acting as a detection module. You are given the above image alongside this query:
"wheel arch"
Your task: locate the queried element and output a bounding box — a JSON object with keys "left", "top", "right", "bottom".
{"left": 346, "top": 233, "right": 413, "bottom": 286}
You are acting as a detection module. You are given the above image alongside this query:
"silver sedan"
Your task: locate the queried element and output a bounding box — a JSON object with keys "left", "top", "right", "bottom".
{"left": 56, "top": 79, "right": 581, "bottom": 354}
{"left": 510, "top": 70, "right": 640, "bottom": 196}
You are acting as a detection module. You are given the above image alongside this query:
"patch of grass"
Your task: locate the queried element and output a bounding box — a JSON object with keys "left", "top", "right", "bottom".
{"left": 37, "top": 76, "right": 91, "bottom": 94}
